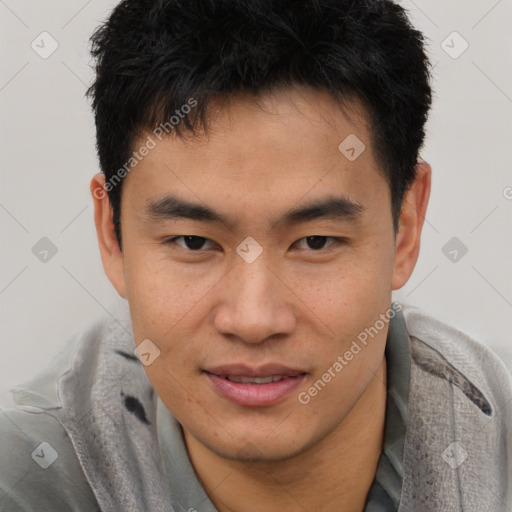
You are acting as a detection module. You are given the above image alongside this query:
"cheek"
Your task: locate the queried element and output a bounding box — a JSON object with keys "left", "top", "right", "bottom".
{"left": 292, "top": 239, "right": 393, "bottom": 384}
{"left": 291, "top": 241, "right": 394, "bottom": 325}
{"left": 124, "top": 247, "right": 215, "bottom": 332}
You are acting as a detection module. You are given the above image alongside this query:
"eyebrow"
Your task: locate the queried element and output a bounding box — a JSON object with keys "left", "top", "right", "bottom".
{"left": 144, "top": 194, "right": 365, "bottom": 230}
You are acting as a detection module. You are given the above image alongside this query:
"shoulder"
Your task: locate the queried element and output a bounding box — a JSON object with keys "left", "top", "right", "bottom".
{"left": 0, "top": 301, "right": 165, "bottom": 512}
{"left": 0, "top": 306, "right": 132, "bottom": 512}
{"left": 0, "top": 407, "right": 100, "bottom": 511}
{"left": 399, "top": 304, "right": 512, "bottom": 511}
{"left": 401, "top": 303, "right": 512, "bottom": 409}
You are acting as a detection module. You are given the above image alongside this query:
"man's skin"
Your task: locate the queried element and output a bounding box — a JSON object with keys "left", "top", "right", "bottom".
{"left": 91, "top": 85, "right": 431, "bottom": 512}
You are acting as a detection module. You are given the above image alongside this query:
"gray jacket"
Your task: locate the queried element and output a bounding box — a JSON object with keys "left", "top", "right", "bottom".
{"left": 0, "top": 302, "right": 511, "bottom": 511}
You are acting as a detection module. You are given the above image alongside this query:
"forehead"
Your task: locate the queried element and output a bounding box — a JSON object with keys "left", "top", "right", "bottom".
{"left": 176, "top": 86, "right": 373, "bottom": 165}
{"left": 122, "top": 85, "right": 388, "bottom": 226}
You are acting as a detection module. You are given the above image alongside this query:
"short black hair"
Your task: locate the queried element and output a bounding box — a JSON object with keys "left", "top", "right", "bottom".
{"left": 86, "top": 0, "right": 432, "bottom": 250}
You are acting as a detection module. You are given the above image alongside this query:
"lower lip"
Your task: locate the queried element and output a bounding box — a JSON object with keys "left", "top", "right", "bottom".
{"left": 205, "top": 372, "right": 307, "bottom": 407}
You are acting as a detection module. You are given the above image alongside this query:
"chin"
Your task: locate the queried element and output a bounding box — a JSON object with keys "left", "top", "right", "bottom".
{"left": 197, "top": 427, "right": 316, "bottom": 464}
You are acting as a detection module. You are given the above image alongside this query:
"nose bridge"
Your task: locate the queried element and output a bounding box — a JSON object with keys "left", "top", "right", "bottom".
{"left": 235, "top": 254, "right": 274, "bottom": 309}
{"left": 213, "top": 251, "right": 295, "bottom": 343}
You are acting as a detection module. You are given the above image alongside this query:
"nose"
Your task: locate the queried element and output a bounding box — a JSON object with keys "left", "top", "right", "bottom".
{"left": 212, "top": 255, "right": 297, "bottom": 344}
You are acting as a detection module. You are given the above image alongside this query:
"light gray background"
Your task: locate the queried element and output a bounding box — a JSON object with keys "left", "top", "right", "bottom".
{"left": 1, "top": 0, "right": 511, "bottom": 408}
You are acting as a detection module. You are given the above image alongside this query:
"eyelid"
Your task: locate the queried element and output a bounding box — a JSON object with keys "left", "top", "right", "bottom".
{"left": 164, "top": 235, "right": 346, "bottom": 252}
{"left": 292, "top": 236, "right": 342, "bottom": 251}
{"left": 163, "top": 235, "right": 218, "bottom": 250}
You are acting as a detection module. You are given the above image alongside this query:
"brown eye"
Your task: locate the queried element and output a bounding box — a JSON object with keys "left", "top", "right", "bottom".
{"left": 164, "top": 236, "right": 215, "bottom": 251}
{"left": 294, "top": 236, "right": 340, "bottom": 251}
{"left": 306, "top": 236, "right": 328, "bottom": 250}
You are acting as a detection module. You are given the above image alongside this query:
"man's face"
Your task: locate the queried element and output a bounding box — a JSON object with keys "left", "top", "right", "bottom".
{"left": 107, "top": 86, "right": 403, "bottom": 461}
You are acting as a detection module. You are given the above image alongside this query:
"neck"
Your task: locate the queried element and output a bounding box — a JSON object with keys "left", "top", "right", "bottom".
{"left": 184, "top": 357, "right": 387, "bottom": 512}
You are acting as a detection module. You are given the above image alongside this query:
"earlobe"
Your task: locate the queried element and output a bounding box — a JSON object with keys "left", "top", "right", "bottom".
{"left": 391, "top": 160, "right": 432, "bottom": 290}
{"left": 90, "top": 174, "right": 127, "bottom": 298}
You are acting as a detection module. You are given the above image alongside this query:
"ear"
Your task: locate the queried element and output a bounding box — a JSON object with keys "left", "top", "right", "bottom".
{"left": 90, "top": 173, "right": 127, "bottom": 298}
{"left": 392, "top": 160, "right": 432, "bottom": 290}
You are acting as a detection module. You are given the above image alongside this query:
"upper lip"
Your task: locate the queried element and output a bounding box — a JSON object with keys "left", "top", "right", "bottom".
{"left": 204, "top": 364, "right": 307, "bottom": 378}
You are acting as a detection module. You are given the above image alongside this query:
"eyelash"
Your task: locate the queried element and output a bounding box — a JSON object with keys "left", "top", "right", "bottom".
{"left": 162, "top": 235, "right": 346, "bottom": 252}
